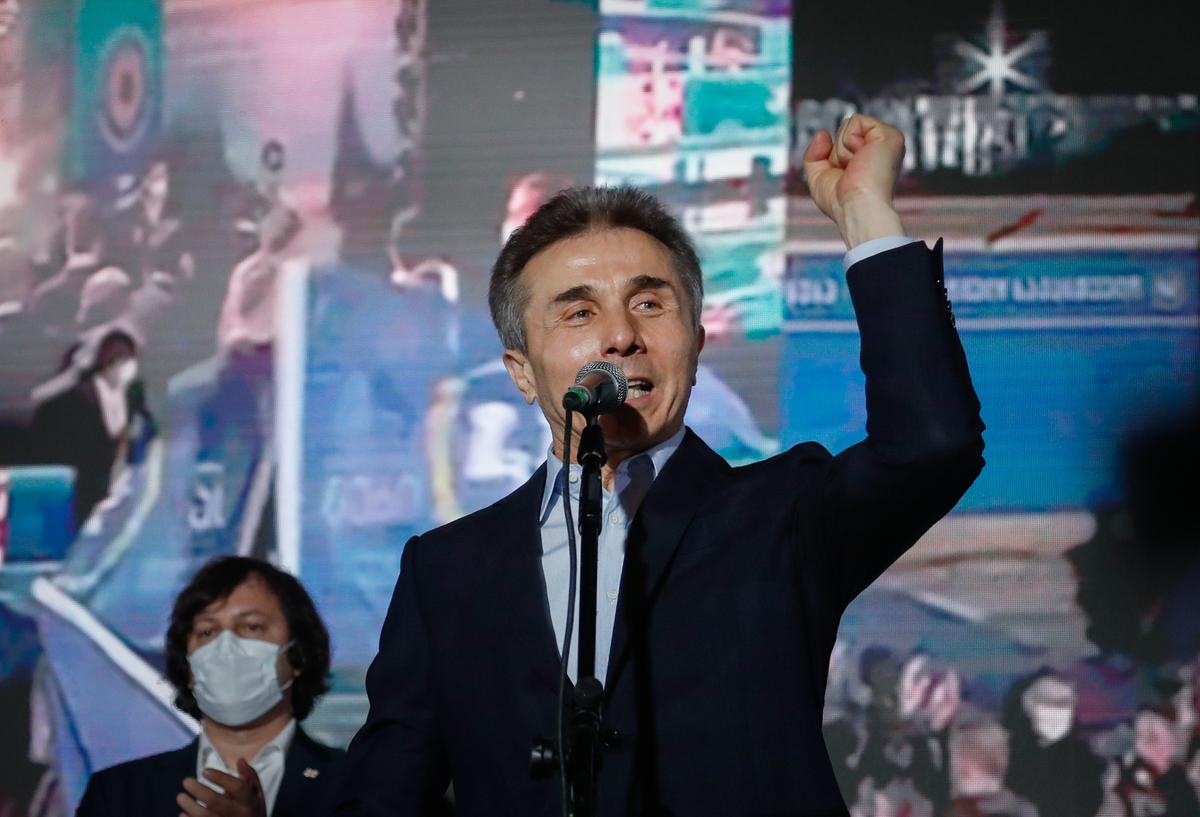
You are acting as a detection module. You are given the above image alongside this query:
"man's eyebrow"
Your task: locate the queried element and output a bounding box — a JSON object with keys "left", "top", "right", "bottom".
{"left": 549, "top": 276, "right": 675, "bottom": 307}
{"left": 626, "top": 275, "right": 676, "bottom": 294}
{"left": 550, "top": 284, "right": 596, "bottom": 306}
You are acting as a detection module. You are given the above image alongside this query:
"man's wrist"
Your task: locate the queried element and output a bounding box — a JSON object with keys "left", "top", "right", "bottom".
{"left": 843, "top": 236, "right": 916, "bottom": 271}
{"left": 837, "top": 195, "right": 905, "bottom": 249}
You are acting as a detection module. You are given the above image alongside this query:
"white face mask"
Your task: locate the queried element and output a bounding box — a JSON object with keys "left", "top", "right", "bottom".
{"left": 1029, "top": 703, "right": 1073, "bottom": 744}
{"left": 117, "top": 358, "right": 138, "bottom": 386}
{"left": 188, "top": 630, "right": 293, "bottom": 727}
{"left": 1023, "top": 677, "right": 1076, "bottom": 745}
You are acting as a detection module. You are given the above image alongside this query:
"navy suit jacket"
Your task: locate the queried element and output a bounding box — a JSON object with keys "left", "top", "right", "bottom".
{"left": 337, "top": 240, "right": 985, "bottom": 816}
{"left": 77, "top": 726, "right": 345, "bottom": 817}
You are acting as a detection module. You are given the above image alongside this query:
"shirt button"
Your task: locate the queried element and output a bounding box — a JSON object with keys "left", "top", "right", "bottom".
{"left": 607, "top": 590, "right": 618, "bottom": 602}
{"left": 608, "top": 512, "right": 620, "bottom": 525}
{"left": 568, "top": 472, "right": 579, "bottom": 483}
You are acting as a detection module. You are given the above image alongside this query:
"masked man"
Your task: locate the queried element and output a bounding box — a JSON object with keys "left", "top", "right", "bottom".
{"left": 78, "top": 557, "right": 344, "bottom": 817}
{"left": 1002, "top": 671, "right": 1104, "bottom": 817}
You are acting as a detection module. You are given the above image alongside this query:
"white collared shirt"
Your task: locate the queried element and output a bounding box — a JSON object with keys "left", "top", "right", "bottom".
{"left": 538, "top": 426, "right": 686, "bottom": 685}
{"left": 92, "top": 375, "right": 128, "bottom": 438}
{"left": 197, "top": 719, "right": 296, "bottom": 815}
{"left": 843, "top": 236, "right": 916, "bottom": 270}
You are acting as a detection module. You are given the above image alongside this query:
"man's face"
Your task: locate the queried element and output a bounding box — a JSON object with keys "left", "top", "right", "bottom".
{"left": 187, "top": 575, "right": 297, "bottom": 689}
{"left": 503, "top": 227, "right": 704, "bottom": 461}
{"left": 1135, "top": 710, "right": 1179, "bottom": 775}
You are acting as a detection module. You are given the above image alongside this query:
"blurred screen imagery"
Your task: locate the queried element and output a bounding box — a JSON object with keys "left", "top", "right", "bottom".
{"left": 0, "top": 1, "right": 1196, "bottom": 815}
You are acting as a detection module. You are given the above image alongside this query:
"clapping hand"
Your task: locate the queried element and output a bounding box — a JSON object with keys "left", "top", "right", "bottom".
{"left": 178, "top": 759, "right": 268, "bottom": 817}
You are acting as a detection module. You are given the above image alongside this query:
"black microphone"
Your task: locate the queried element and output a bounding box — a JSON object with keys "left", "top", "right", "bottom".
{"left": 562, "top": 361, "right": 628, "bottom": 414}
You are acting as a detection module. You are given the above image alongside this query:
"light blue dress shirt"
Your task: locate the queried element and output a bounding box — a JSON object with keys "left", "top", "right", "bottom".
{"left": 536, "top": 237, "right": 914, "bottom": 685}
{"left": 538, "top": 426, "right": 685, "bottom": 685}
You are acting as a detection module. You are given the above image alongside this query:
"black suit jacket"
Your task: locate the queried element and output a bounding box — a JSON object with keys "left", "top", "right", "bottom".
{"left": 77, "top": 726, "right": 345, "bottom": 817}
{"left": 337, "top": 241, "right": 985, "bottom": 816}
{"left": 30, "top": 376, "right": 155, "bottom": 527}
{"left": 31, "top": 379, "right": 120, "bottom": 528}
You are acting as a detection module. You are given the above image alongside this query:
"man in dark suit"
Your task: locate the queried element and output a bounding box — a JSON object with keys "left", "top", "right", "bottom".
{"left": 337, "top": 115, "right": 985, "bottom": 816}
{"left": 78, "top": 557, "right": 345, "bottom": 817}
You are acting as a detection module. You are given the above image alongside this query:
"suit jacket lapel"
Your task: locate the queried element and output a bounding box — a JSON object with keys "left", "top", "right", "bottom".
{"left": 150, "top": 740, "right": 198, "bottom": 811}
{"left": 605, "top": 429, "right": 729, "bottom": 691}
{"left": 489, "top": 463, "right": 565, "bottom": 692}
{"left": 273, "top": 727, "right": 338, "bottom": 817}
{"left": 484, "top": 436, "right": 728, "bottom": 698}
{"left": 78, "top": 379, "right": 109, "bottom": 440}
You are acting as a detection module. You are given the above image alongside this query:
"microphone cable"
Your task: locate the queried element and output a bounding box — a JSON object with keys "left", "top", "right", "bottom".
{"left": 557, "top": 406, "right": 577, "bottom": 817}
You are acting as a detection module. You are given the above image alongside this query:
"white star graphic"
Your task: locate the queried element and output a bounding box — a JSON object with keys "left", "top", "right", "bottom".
{"left": 953, "top": 2, "right": 1048, "bottom": 99}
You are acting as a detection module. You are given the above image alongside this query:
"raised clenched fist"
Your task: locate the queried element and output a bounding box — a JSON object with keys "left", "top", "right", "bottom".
{"left": 802, "top": 113, "right": 907, "bottom": 248}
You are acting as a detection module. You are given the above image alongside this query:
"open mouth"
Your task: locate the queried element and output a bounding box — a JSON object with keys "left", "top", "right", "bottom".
{"left": 626, "top": 378, "right": 654, "bottom": 400}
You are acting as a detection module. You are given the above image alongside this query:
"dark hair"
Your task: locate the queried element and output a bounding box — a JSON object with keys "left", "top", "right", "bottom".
{"left": 488, "top": 185, "right": 703, "bottom": 352}
{"left": 88, "top": 329, "right": 138, "bottom": 375}
{"left": 165, "top": 556, "right": 332, "bottom": 721}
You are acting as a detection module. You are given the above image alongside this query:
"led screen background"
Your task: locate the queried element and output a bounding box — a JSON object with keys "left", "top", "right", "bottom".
{"left": 0, "top": 1, "right": 1196, "bottom": 814}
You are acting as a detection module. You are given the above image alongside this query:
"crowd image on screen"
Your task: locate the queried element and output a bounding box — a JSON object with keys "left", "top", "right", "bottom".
{"left": 824, "top": 434, "right": 1200, "bottom": 817}
{"left": 0, "top": 130, "right": 312, "bottom": 515}
{"left": 823, "top": 649, "right": 1200, "bottom": 817}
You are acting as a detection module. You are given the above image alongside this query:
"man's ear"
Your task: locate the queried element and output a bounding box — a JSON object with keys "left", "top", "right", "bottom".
{"left": 691, "top": 324, "right": 706, "bottom": 386}
{"left": 502, "top": 349, "right": 538, "bottom": 405}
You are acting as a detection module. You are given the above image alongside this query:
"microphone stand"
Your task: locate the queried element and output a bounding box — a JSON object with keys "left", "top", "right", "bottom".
{"left": 530, "top": 412, "right": 607, "bottom": 817}
{"left": 569, "top": 414, "right": 606, "bottom": 817}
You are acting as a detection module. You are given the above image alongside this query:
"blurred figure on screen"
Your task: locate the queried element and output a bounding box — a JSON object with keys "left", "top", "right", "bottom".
{"left": 77, "top": 557, "right": 344, "bottom": 817}
{"left": 852, "top": 648, "right": 954, "bottom": 815}
{"left": 218, "top": 140, "right": 307, "bottom": 355}
{"left": 1185, "top": 733, "right": 1200, "bottom": 804}
{"left": 0, "top": 209, "right": 33, "bottom": 324}
{"left": 217, "top": 235, "right": 280, "bottom": 355}
{"left": 947, "top": 715, "right": 1038, "bottom": 817}
{"left": 1110, "top": 704, "right": 1200, "bottom": 817}
{"left": 206, "top": 142, "right": 305, "bottom": 465}
{"left": 389, "top": 256, "right": 460, "bottom": 305}
{"left": 28, "top": 189, "right": 108, "bottom": 336}
{"left": 109, "top": 157, "right": 195, "bottom": 289}
{"left": 498, "top": 171, "right": 575, "bottom": 245}
{"left": 30, "top": 328, "right": 155, "bottom": 529}
{"left": 74, "top": 265, "right": 132, "bottom": 331}
{"left": 233, "top": 139, "right": 301, "bottom": 263}
{"left": 34, "top": 188, "right": 104, "bottom": 283}
{"left": 204, "top": 216, "right": 281, "bottom": 475}
{"left": 1002, "top": 670, "right": 1104, "bottom": 817}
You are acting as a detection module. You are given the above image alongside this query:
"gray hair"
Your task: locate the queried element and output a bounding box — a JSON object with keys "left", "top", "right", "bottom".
{"left": 488, "top": 185, "right": 703, "bottom": 352}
